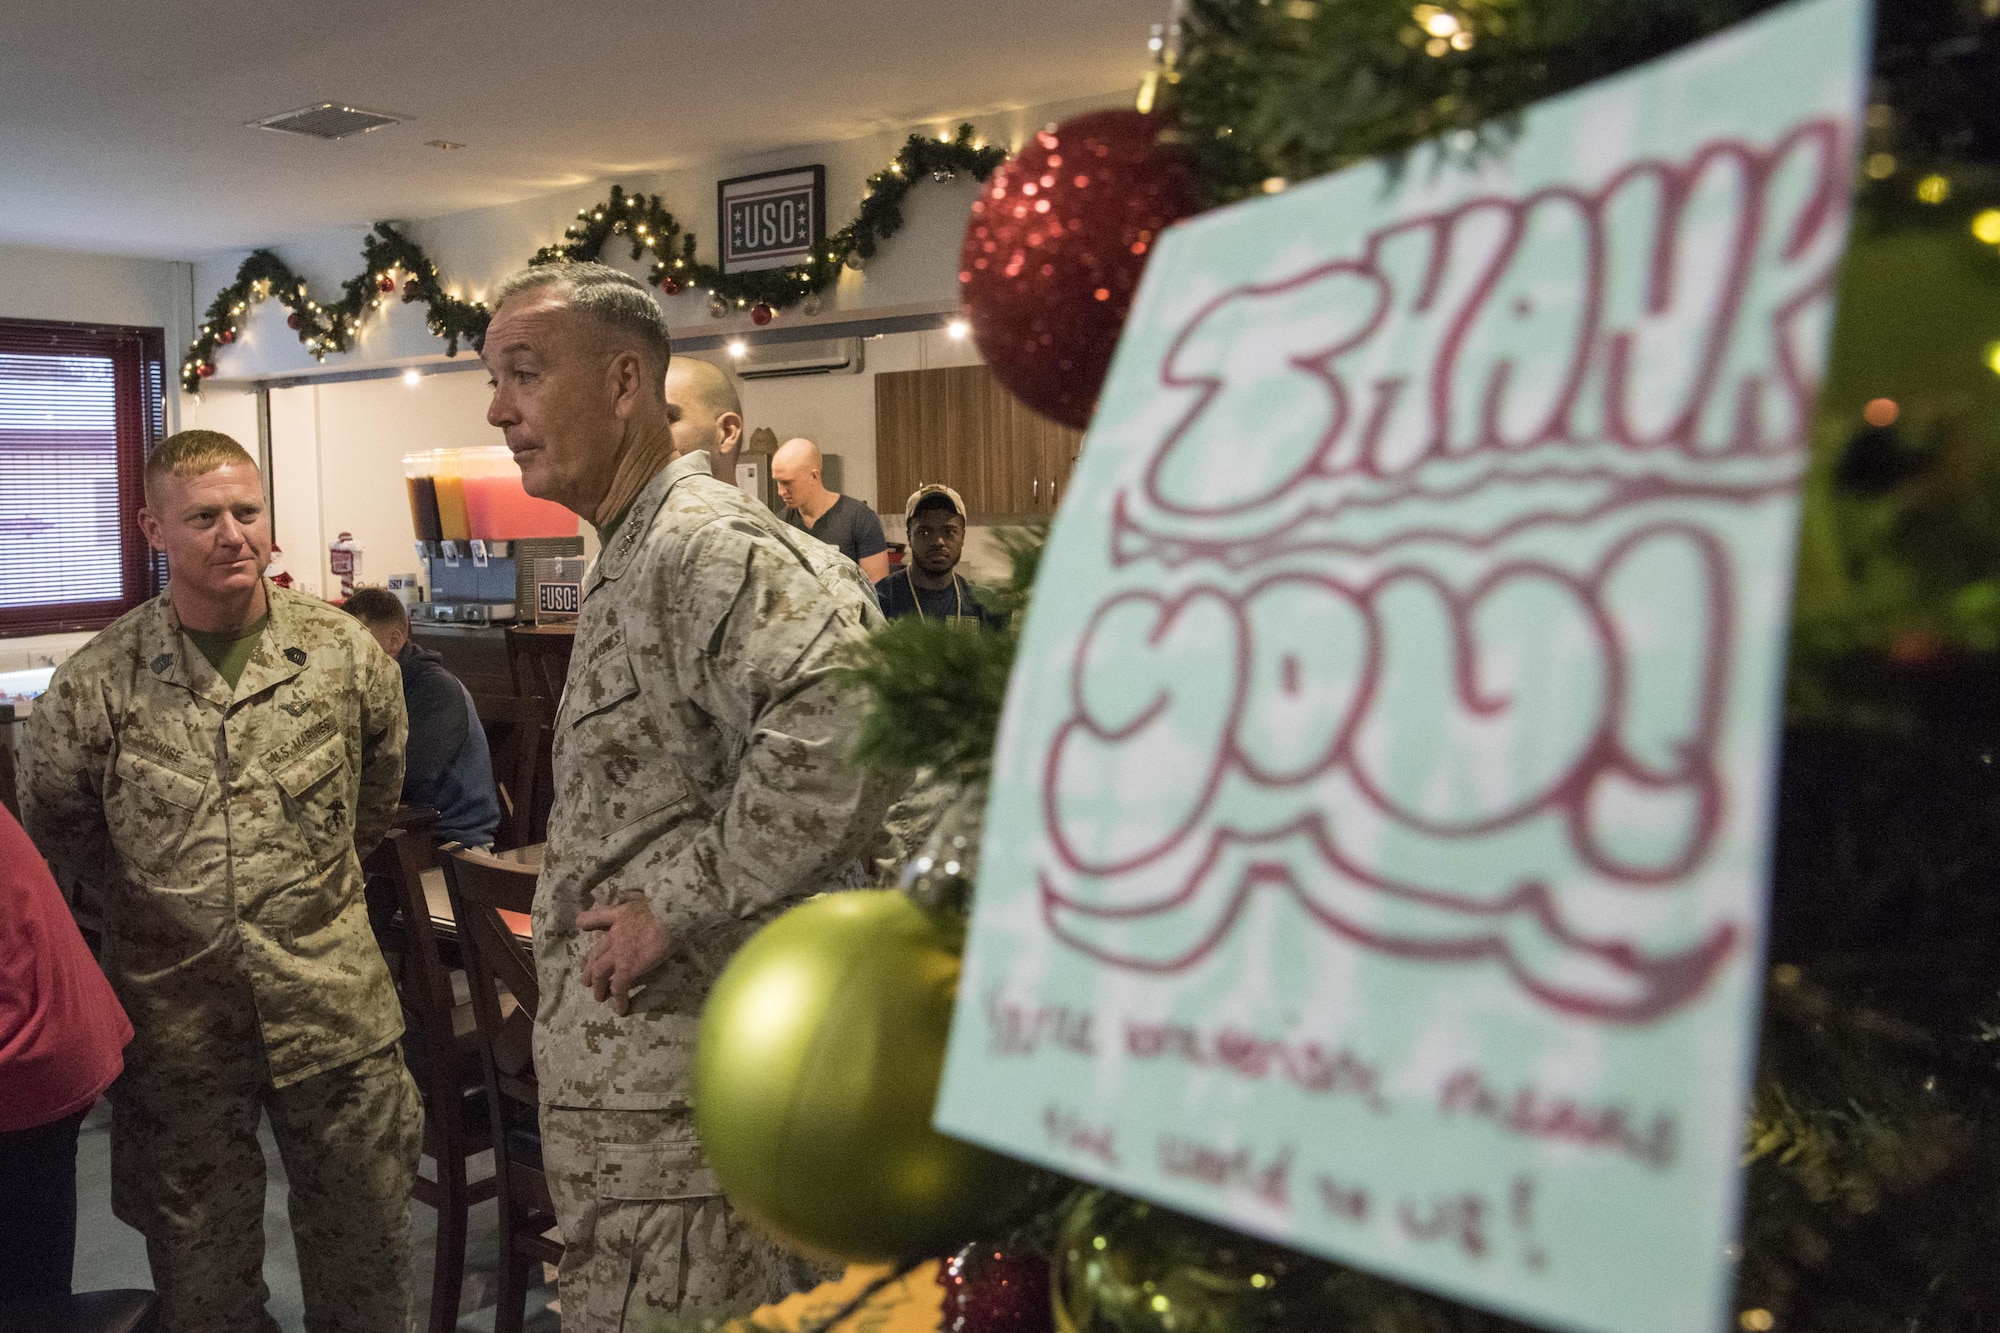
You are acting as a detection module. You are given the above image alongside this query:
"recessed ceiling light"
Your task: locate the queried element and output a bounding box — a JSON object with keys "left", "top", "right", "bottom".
{"left": 249, "top": 102, "right": 407, "bottom": 140}
{"left": 425, "top": 140, "right": 466, "bottom": 151}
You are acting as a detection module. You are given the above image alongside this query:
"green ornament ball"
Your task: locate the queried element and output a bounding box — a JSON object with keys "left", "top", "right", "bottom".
{"left": 694, "top": 889, "right": 1036, "bottom": 1264}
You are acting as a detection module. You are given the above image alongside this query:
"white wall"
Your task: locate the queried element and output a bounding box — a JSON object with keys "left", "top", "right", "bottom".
{"left": 262, "top": 324, "right": 1016, "bottom": 596}
{"left": 263, "top": 368, "right": 601, "bottom": 597}
{"left": 0, "top": 240, "right": 186, "bottom": 333}
{"left": 188, "top": 90, "right": 1121, "bottom": 385}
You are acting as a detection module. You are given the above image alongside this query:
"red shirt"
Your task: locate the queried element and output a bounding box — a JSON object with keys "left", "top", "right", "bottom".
{"left": 0, "top": 802, "right": 130, "bottom": 1131}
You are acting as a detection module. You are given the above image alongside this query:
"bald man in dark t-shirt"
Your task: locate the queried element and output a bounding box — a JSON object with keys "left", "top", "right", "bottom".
{"left": 771, "top": 436, "right": 889, "bottom": 581}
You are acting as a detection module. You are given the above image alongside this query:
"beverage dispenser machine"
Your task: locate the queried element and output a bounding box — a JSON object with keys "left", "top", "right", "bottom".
{"left": 405, "top": 448, "right": 584, "bottom": 623}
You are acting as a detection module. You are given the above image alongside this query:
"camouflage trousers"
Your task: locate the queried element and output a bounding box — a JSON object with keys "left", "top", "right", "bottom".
{"left": 109, "top": 1041, "right": 423, "bottom": 1333}
{"left": 541, "top": 1105, "right": 826, "bottom": 1333}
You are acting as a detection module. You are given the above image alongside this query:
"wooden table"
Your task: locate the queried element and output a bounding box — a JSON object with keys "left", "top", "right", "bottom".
{"left": 421, "top": 843, "right": 540, "bottom": 942}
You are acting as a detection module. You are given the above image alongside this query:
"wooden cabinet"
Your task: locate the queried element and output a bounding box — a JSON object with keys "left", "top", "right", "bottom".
{"left": 876, "top": 364, "right": 1083, "bottom": 521}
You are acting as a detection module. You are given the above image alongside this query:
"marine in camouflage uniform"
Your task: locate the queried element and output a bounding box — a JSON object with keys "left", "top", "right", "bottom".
{"left": 535, "top": 449, "right": 899, "bottom": 1331}
{"left": 23, "top": 581, "right": 421, "bottom": 1333}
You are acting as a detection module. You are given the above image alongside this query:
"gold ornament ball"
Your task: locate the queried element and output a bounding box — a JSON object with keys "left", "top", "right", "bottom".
{"left": 694, "top": 890, "right": 1036, "bottom": 1263}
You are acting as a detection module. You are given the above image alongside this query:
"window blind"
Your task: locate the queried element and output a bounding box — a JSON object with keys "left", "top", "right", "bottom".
{"left": 0, "top": 320, "right": 164, "bottom": 634}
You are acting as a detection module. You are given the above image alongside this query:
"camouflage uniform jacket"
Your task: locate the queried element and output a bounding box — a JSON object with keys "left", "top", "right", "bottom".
{"left": 535, "top": 450, "right": 898, "bottom": 1111}
{"left": 23, "top": 582, "right": 408, "bottom": 1091}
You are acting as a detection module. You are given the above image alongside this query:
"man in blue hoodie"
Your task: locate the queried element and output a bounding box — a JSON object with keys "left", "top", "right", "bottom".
{"left": 345, "top": 588, "right": 501, "bottom": 850}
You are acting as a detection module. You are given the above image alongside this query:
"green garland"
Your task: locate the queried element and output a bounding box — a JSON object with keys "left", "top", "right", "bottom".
{"left": 531, "top": 125, "right": 1008, "bottom": 314}
{"left": 1161, "top": 0, "right": 2000, "bottom": 210}
{"left": 1159, "top": 0, "right": 1785, "bottom": 206}
{"left": 181, "top": 223, "right": 490, "bottom": 391}
{"left": 182, "top": 124, "right": 1008, "bottom": 392}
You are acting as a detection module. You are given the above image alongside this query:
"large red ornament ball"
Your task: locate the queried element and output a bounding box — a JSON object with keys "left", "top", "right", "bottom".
{"left": 939, "top": 1242, "right": 1054, "bottom": 1333}
{"left": 196, "top": 363, "right": 215, "bottom": 379}
{"left": 751, "top": 301, "right": 774, "bottom": 326}
{"left": 660, "top": 276, "right": 681, "bottom": 296}
{"left": 217, "top": 329, "right": 235, "bottom": 345}
{"left": 285, "top": 312, "right": 301, "bottom": 330}
{"left": 377, "top": 273, "right": 396, "bottom": 293}
{"left": 959, "top": 109, "right": 1197, "bottom": 431}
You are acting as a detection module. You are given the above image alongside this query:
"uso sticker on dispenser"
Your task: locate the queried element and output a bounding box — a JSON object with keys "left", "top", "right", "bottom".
{"left": 534, "top": 557, "right": 586, "bottom": 624}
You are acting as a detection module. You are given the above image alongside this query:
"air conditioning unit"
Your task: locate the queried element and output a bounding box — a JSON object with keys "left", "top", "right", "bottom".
{"left": 734, "top": 337, "right": 863, "bottom": 380}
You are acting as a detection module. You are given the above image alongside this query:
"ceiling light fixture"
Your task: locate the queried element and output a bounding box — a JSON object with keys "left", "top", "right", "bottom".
{"left": 946, "top": 317, "right": 969, "bottom": 340}
{"left": 727, "top": 339, "right": 748, "bottom": 359}
{"left": 249, "top": 102, "right": 407, "bottom": 140}
{"left": 403, "top": 369, "right": 423, "bottom": 386}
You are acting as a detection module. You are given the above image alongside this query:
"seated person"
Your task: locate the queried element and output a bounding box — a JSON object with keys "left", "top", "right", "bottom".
{"left": 345, "top": 588, "right": 501, "bottom": 849}
{"left": 875, "top": 484, "right": 1004, "bottom": 629}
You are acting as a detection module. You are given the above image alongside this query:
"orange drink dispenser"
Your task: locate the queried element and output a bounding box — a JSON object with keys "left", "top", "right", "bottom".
{"left": 460, "top": 445, "right": 578, "bottom": 540}
{"left": 433, "top": 449, "right": 471, "bottom": 542}
{"left": 408, "top": 447, "right": 583, "bottom": 626}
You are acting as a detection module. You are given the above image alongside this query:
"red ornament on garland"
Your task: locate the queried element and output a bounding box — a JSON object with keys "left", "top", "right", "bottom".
{"left": 196, "top": 363, "right": 215, "bottom": 379}
{"left": 939, "top": 1242, "right": 1054, "bottom": 1333}
{"left": 751, "top": 301, "right": 774, "bottom": 326}
{"left": 286, "top": 312, "right": 301, "bottom": 330}
{"left": 660, "top": 276, "right": 681, "bottom": 296}
{"left": 403, "top": 279, "right": 421, "bottom": 302}
{"left": 217, "top": 329, "right": 235, "bottom": 345}
{"left": 958, "top": 108, "right": 1198, "bottom": 430}
{"left": 377, "top": 273, "right": 396, "bottom": 293}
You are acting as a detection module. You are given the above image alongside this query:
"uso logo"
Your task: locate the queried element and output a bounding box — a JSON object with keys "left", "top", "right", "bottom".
{"left": 718, "top": 166, "right": 825, "bottom": 274}
{"left": 538, "top": 581, "right": 581, "bottom": 615}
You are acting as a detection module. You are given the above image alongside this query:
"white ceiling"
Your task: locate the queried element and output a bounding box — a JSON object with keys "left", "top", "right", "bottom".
{"left": 0, "top": 0, "right": 1157, "bottom": 260}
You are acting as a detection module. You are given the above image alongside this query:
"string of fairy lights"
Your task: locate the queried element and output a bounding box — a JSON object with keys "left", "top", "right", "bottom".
{"left": 181, "top": 124, "right": 1009, "bottom": 392}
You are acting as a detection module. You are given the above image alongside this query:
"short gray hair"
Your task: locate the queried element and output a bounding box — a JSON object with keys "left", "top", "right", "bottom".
{"left": 485, "top": 261, "right": 671, "bottom": 380}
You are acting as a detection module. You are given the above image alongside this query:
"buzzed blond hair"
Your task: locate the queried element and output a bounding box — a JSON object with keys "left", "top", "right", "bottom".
{"left": 146, "top": 430, "right": 257, "bottom": 500}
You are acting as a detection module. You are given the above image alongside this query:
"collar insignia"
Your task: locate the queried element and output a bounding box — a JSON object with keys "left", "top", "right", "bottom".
{"left": 284, "top": 647, "right": 308, "bottom": 666}
{"left": 150, "top": 653, "right": 172, "bottom": 674}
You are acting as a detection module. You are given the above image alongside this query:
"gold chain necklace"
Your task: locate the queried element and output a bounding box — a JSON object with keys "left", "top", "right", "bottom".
{"left": 906, "top": 567, "right": 963, "bottom": 621}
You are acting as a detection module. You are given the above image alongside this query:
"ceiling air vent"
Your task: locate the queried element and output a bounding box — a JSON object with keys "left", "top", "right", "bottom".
{"left": 250, "top": 103, "right": 406, "bottom": 140}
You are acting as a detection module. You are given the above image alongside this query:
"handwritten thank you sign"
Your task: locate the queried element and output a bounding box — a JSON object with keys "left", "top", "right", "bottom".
{"left": 934, "top": 2, "right": 1869, "bottom": 1329}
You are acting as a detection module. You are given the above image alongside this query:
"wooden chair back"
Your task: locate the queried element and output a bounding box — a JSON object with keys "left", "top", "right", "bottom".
{"left": 473, "top": 692, "right": 548, "bottom": 850}
{"left": 0, "top": 708, "right": 21, "bottom": 821}
{"left": 373, "top": 827, "right": 497, "bottom": 1333}
{"left": 438, "top": 844, "right": 560, "bottom": 1333}
{"left": 503, "top": 627, "right": 572, "bottom": 850}
{"left": 504, "top": 625, "right": 574, "bottom": 713}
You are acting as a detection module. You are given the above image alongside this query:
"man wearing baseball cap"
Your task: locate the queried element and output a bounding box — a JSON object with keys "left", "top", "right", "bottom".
{"left": 876, "top": 484, "right": 1003, "bottom": 629}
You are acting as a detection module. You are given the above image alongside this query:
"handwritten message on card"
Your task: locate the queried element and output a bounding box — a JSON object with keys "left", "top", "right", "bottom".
{"left": 935, "top": 3, "right": 1868, "bottom": 1329}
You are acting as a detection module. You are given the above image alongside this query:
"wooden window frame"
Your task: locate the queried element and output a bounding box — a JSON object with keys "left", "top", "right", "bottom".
{"left": 0, "top": 317, "right": 165, "bottom": 637}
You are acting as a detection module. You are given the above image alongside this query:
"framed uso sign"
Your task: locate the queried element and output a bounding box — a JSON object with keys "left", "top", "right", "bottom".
{"left": 718, "top": 165, "right": 826, "bottom": 274}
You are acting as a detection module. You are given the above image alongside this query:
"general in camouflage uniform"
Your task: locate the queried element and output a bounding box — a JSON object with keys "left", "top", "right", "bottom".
{"left": 481, "top": 266, "right": 898, "bottom": 1331}
{"left": 23, "top": 432, "right": 420, "bottom": 1333}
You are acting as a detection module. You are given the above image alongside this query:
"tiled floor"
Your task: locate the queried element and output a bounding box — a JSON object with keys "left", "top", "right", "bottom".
{"left": 72, "top": 1099, "right": 561, "bottom": 1332}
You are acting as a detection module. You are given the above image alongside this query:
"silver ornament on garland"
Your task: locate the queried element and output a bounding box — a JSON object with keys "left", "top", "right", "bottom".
{"left": 709, "top": 293, "right": 729, "bottom": 319}
{"left": 899, "top": 783, "right": 985, "bottom": 921}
